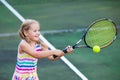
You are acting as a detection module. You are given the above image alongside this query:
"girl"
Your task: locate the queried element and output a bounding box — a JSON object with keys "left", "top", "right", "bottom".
{"left": 12, "top": 19, "right": 73, "bottom": 80}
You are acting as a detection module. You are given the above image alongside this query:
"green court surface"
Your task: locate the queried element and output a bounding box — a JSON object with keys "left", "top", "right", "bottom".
{"left": 0, "top": 0, "right": 120, "bottom": 80}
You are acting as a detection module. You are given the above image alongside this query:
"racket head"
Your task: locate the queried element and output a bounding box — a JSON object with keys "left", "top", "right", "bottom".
{"left": 84, "top": 18, "right": 117, "bottom": 49}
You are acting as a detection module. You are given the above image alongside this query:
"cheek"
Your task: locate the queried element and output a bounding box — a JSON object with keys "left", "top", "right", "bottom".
{"left": 27, "top": 32, "right": 34, "bottom": 38}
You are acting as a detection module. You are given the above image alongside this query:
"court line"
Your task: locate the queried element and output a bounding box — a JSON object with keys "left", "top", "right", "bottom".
{"left": 0, "top": 28, "right": 84, "bottom": 37}
{"left": 0, "top": 0, "right": 88, "bottom": 80}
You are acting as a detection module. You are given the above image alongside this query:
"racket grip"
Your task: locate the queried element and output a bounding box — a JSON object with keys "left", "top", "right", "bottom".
{"left": 62, "top": 48, "right": 68, "bottom": 53}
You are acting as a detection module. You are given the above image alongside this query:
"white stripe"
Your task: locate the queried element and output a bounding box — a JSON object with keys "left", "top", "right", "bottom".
{"left": 0, "top": 0, "right": 88, "bottom": 80}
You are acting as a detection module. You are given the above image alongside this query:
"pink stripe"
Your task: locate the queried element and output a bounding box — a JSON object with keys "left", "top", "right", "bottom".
{"left": 15, "top": 69, "right": 36, "bottom": 74}
{"left": 36, "top": 49, "right": 41, "bottom": 51}
{"left": 16, "top": 66, "right": 35, "bottom": 71}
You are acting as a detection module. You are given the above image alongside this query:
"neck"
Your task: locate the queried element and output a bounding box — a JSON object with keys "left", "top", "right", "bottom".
{"left": 29, "top": 41, "right": 37, "bottom": 48}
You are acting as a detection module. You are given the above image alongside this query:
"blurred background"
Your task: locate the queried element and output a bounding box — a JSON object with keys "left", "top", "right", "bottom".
{"left": 0, "top": 0, "right": 120, "bottom": 80}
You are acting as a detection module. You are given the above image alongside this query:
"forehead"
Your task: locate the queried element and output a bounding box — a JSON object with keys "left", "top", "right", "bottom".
{"left": 30, "top": 22, "right": 40, "bottom": 30}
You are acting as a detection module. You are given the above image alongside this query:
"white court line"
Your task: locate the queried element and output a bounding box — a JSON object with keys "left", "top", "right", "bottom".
{"left": 0, "top": 29, "right": 84, "bottom": 37}
{"left": 0, "top": 0, "right": 88, "bottom": 80}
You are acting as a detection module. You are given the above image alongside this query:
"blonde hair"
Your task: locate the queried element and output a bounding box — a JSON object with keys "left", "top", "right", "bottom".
{"left": 19, "top": 19, "right": 41, "bottom": 44}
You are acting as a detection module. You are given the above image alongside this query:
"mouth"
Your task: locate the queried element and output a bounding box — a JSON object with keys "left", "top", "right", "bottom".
{"left": 35, "top": 36, "right": 39, "bottom": 38}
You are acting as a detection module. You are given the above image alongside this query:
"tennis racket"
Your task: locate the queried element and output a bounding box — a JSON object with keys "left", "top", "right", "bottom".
{"left": 53, "top": 18, "right": 117, "bottom": 58}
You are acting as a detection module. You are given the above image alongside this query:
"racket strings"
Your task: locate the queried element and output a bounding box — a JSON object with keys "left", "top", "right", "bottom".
{"left": 85, "top": 19, "right": 116, "bottom": 48}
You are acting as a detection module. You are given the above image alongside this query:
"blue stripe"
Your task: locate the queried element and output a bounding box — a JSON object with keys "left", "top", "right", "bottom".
{"left": 36, "top": 44, "right": 40, "bottom": 48}
{"left": 16, "top": 63, "right": 36, "bottom": 67}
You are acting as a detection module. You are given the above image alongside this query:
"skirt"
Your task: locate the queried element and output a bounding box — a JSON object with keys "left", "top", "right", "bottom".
{"left": 12, "top": 71, "right": 39, "bottom": 80}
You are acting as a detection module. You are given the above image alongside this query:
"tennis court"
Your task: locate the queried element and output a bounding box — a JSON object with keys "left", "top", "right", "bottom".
{"left": 0, "top": 0, "right": 120, "bottom": 80}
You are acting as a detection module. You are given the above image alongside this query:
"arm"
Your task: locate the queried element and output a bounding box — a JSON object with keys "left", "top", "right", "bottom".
{"left": 39, "top": 41, "right": 61, "bottom": 60}
{"left": 39, "top": 41, "right": 64, "bottom": 60}
{"left": 41, "top": 45, "right": 63, "bottom": 60}
{"left": 19, "top": 40, "right": 64, "bottom": 59}
{"left": 47, "top": 45, "right": 74, "bottom": 61}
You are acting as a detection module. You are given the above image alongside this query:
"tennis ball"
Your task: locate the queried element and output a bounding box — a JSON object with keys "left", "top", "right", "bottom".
{"left": 93, "top": 45, "right": 100, "bottom": 53}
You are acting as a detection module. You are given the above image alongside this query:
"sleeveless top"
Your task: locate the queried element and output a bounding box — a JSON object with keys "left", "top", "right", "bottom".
{"left": 12, "top": 44, "right": 41, "bottom": 80}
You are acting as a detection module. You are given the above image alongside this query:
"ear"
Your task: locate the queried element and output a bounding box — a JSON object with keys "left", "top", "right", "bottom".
{"left": 24, "top": 30, "right": 28, "bottom": 37}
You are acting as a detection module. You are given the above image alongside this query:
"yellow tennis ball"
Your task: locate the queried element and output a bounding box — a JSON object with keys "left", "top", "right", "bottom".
{"left": 93, "top": 45, "right": 100, "bottom": 53}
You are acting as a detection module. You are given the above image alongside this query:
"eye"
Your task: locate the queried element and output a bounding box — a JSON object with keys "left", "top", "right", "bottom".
{"left": 33, "top": 30, "right": 37, "bottom": 32}
{"left": 33, "top": 29, "right": 40, "bottom": 33}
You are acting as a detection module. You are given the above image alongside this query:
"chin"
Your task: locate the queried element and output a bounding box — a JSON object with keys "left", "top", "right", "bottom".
{"left": 35, "top": 38, "right": 40, "bottom": 41}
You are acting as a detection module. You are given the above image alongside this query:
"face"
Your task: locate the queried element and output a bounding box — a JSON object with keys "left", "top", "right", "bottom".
{"left": 26, "top": 23, "right": 40, "bottom": 42}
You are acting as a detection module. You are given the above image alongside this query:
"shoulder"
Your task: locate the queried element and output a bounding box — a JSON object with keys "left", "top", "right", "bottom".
{"left": 19, "top": 40, "right": 28, "bottom": 47}
{"left": 19, "top": 40, "right": 29, "bottom": 53}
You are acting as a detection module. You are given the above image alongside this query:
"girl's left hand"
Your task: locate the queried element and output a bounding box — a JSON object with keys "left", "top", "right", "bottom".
{"left": 66, "top": 45, "right": 74, "bottom": 54}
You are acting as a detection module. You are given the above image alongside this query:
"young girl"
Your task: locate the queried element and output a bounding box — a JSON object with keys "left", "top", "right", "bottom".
{"left": 12, "top": 19, "right": 73, "bottom": 80}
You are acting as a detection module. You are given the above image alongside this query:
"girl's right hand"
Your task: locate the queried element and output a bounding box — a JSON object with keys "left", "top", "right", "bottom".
{"left": 53, "top": 49, "right": 64, "bottom": 57}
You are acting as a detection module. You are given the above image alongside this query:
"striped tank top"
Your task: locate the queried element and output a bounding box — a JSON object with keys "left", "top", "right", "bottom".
{"left": 12, "top": 44, "right": 41, "bottom": 80}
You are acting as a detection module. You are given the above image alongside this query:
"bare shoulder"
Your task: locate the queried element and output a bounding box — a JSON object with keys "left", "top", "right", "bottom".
{"left": 19, "top": 40, "right": 29, "bottom": 53}
{"left": 19, "top": 40, "right": 28, "bottom": 47}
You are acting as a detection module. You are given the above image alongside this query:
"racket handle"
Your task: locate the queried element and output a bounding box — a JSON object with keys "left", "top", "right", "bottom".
{"left": 53, "top": 55, "right": 58, "bottom": 58}
{"left": 53, "top": 48, "right": 67, "bottom": 58}
{"left": 72, "top": 44, "right": 77, "bottom": 49}
{"left": 62, "top": 48, "right": 68, "bottom": 53}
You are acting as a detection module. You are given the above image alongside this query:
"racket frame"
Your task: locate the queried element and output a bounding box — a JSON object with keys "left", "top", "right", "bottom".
{"left": 83, "top": 18, "right": 117, "bottom": 49}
